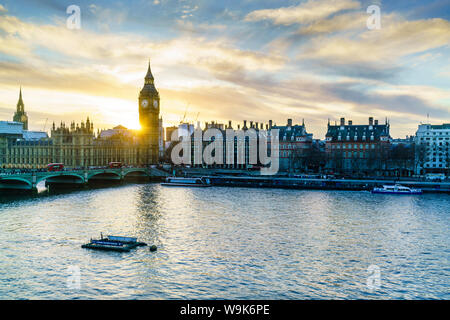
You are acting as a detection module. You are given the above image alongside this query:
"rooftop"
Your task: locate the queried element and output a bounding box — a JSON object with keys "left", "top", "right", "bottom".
{"left": 0, "top": 121, "right": 23, "bottom": 135}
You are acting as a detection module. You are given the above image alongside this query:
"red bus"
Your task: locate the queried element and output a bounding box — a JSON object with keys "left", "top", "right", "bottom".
{"left": 108, "top": 162, "right": 122, "bottom": 169}
{"left": 47, "top": 163, "right": 64, "bottom": 171}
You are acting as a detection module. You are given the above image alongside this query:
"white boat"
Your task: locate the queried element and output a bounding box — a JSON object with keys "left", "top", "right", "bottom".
{"left": 161, "top": 177, "right": 211, "bottom": 187}
{"left": 372, "top": 184, "right": 422, "bottom": 195}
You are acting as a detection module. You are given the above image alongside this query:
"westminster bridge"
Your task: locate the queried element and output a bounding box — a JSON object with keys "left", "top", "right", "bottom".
{"left": 0, "top": 167, "right": 171, "bottom": 191}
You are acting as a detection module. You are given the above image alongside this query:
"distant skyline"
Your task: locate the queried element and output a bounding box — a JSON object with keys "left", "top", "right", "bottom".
{"left": 0, "top": 0, "right": 449, "bottom": 138}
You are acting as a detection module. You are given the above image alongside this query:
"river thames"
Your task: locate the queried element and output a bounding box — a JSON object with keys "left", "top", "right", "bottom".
{"left": 0, "top": 183, "right": 449, "bottom": 299}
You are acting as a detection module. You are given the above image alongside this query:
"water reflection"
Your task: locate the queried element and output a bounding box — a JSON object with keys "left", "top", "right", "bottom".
{"left": 0, "top": 184, "right": 448, "bottom": 299}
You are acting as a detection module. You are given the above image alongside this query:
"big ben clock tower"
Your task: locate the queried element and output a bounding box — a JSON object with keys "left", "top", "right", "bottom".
{"left": 138, "top": 61, "right": 160, "bottom": 165}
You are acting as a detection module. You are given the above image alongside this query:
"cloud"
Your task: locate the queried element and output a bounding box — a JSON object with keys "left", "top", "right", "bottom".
{"left": 245, "top": 0, "right": 360, "bottom": 26}
{"left": 297, "top": 11, "right": 366, "bottom": 34}
{"left": 0, "top": 11, "right": 288, "bottom": 129}
{"left": 0, "top": 4, "right": 7, "bottom": 12}
{"left": 322, "top": 82, "right": 450, "bottom": 119}
{"left": 88, "top": 3, "right": 129, "bottom": 31}
{"left": 0, "top": 13, "right": 285, "bottom": 75}
{"left": 298, "top": 17, "right": 450, "bottom": 64}
{"left": 0, "top": 2, "right": 448, "bottom": 139}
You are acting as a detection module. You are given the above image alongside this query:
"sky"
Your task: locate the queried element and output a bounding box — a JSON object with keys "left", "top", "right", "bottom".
{"left": 0, "top": 0, "right": 449, "bottom": 138}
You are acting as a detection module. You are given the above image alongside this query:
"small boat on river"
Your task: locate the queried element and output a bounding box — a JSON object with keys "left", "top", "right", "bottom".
{"left": 82, "top": 234, "right": 147, "bottom": 252}
{"left": 372, "top": 184, "right": 422, "bottom": 195}
{"left": 161, "top": 177, "right": 211, "bottom": 187}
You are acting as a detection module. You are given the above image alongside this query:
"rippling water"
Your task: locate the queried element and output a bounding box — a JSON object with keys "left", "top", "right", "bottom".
{"left": 0, "top": 182, "right": 449, "bottom": 299}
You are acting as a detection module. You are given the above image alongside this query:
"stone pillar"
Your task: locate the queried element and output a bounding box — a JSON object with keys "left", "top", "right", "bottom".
{"left": 31, "top": 171, "right": 37, "bottom": 191}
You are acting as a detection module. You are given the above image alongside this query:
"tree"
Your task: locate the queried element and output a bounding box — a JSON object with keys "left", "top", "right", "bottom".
{"left": 414, "top": 143, "right": 427, "bottom": 175}
{"left": 390, "top": 144, "right": 415, "bottom": 176}
{"left": 307, "top": 143, "right": 326, "bottom": 173}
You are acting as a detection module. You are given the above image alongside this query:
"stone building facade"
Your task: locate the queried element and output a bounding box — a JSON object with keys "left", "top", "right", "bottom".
{"left": 168, "top": 118, "right": 313, "bottom": 172}
{"left": 415, "top": 123, "right": 450, "bottom": 175}
{"left": 273, "top": 119, "right": 313, "bottom": 172}
{"left": 325, "top": 117, "right": 391, "bottom": 175}
{"left": 1, "top": 61, "right": 162, "bottom": 169}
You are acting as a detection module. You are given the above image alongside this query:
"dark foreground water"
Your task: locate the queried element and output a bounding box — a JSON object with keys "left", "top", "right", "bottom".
{"left": 0, "top": 183, "right": 449, "bottom": 299}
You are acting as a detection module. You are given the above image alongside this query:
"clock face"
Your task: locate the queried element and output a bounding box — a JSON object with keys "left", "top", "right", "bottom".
{"left": 141, "top": 99, "right": 148, "bottom": 108}
{"left": 153, "top": 100, "right": 158, "bottom": 109}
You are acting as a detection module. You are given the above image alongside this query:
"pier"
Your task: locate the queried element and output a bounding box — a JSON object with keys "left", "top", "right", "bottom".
{"left": 205, "top": 176, "right": 450, "bottom": 193}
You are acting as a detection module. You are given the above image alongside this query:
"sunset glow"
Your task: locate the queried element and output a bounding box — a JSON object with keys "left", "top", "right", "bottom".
{"left": 0, "top": 0, "right": 449, "bottom": 138}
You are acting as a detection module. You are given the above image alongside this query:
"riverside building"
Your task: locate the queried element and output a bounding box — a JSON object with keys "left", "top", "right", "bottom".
{"left": 415, "top": 123, "right": 450, "bottom": 175}
{"left": 325, "top": 117, "right": 391, "bottom": 175}
{"left": 168, "top": 118, "right": 313, "bottom": 171}
{"left": 1, "top": 62, "right": 162, "bottom": 169}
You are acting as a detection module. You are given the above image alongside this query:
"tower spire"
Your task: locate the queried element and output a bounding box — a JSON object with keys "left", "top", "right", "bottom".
{"left": 14, "top": 86, "right": 28, "bottom": 130}
{"left": 145, "top": 60, "right": 154, "bottom": 84}
{"left": 17, "top": 86, "right": 24, "bottom": 112}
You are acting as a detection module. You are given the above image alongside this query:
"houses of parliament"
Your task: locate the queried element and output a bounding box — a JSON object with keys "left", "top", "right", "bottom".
{"left": 0, "top": 62, "right": 163, "bottom": 169}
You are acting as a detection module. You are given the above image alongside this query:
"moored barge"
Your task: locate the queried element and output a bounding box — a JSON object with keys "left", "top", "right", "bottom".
{"left": 82, "top": 235, "right": 147, "bottom": 252}
{"left": 161, "top": 177, "right": 211, "bottom": 187}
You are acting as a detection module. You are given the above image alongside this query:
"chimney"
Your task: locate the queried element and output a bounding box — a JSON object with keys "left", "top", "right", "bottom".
{"left": 255, "top": 122, "right": 259, "bottom": 129}
{"left": 369, "top": 117, "right": 373, "bottom": 125}
{"left": 261, "top": 123, "right": 263, "bottom": 130}
{"left": 348, "top": 120, "right": 352, "bottom": 126}
{"left": 243, "top": 120, "right": 247, "bottom": 129}
{"left": 374, "top": 119, "right": 378, "bottom": 125}
{"left": 269, "top": 120, "right": 273, "bottom": 128}
{"left": 237, "top": 124, "right": 240, "bottom": 130}
{"left": 287, "top": 119, "right": 292, "bottom": 127}
{"left": 228, "top": 120, "right": 232, "bottom": 129}
{"left": 340, "top": 117, "right": 345, "bottom": 126}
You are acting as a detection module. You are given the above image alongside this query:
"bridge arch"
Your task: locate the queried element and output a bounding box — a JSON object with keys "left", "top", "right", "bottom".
{"left": 0, "top": 177, "right": 32, "bottom": 189}
{"left": 88, "top": 171, "right": 122, "bottom": 181}
{"left": 36, "top": 173, "right": 85, "bottom": 185}
{"left": 123, "top": 169, "right": 148, "bottom": 178}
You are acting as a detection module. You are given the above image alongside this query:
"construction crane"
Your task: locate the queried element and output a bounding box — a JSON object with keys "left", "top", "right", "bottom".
{"left": 43, "top": 118, "right": 48, "bottom": 132}
{"left": 180, "top": 103, "right": 189, "bottom": 124}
